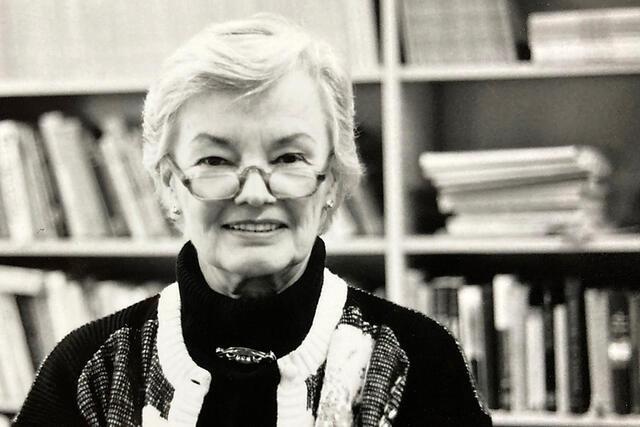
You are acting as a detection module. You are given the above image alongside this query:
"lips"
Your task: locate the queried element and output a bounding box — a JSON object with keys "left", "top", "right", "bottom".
{"left": 222, "top": 220, "right": 287, "bottom": 233}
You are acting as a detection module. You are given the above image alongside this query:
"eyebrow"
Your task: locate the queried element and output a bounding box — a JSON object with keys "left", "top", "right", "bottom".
{"left": 191, "top": 132, "right": 316, "bottom": 150}
{"left": 271, "top": 133, "right": 316, "bottom": 149}
{"left": 191, "top": 133, "right": 233, "bottom": 149}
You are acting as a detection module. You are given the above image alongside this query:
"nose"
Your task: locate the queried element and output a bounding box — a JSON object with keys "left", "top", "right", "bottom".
{"left": 234, "top": 169, "right": 277, "bottom": 206}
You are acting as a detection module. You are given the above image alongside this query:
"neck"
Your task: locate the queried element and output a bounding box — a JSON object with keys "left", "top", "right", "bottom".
{"left": 197, "top": 253, "right": 312, "bottom": 299}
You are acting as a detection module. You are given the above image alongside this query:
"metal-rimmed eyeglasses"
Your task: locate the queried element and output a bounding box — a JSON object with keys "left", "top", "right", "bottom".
{"left": 159, "top": 154, "right": 330, "bottom": 201}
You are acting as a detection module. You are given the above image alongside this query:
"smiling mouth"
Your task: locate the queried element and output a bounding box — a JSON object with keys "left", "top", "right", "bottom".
{"left": 222, "top": 222, "right": 287, "bottom": 233}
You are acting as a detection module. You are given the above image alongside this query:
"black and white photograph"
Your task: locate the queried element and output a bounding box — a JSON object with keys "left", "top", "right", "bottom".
{"left": 1, "top": 1, "right": 640, "bottom": 426}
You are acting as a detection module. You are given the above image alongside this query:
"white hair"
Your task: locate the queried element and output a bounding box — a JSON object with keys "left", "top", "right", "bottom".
{"left": 141, "top": 14, "right": 363, "bottom": 227}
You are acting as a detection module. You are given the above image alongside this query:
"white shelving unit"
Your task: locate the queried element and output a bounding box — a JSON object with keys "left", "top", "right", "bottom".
{"left": 493, "top": 411, "right": 640, "bottom": 427}
{"left": 2, "top": 0, "right": 640, "bottom": 424}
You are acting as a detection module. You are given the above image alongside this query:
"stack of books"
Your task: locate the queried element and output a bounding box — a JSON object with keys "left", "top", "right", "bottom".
{"left": 405, "top": 270, "right": 640, "bottom": 416}
{"left": 0, "top": 0, "right": 378, "bottom": 81}
{"left": 529, "top": 7, "right": 640, "bottom": 64}
{"left": 0, "top": 265, "right": 162, "bottom": 408}
{"left": 0, "top": 115, "right": 174, "bottom": 241}
{"left": 419, "top": 146, "right": 611, "bottom": 237}
{"left": 400, "top": 0, "right": 519, "bottom": 64}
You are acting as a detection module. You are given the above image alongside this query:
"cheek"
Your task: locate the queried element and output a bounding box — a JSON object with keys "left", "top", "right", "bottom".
{"left": 180, "top": 196, "right": 225, "bottom": 237}
{"left": 288, "top": 197, "right": 325, "bottom": 237}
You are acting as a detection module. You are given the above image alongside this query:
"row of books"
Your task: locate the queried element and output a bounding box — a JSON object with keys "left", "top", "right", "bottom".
{"left": 0, "top": 116, "right": 174, "bottom": 240}
{"left": 529, "top": 7, "right": 640, "bottom": 64}
{"left": 419, "top": 146, "right": 612, "bottom": 237}
{"left": 0, "top": 265, "right": 163, "bottom": 408}
{"left": 404, "top": 271, "right": 640, "bottom": 416}
{"left": 0, "top": 114, "right": 383, "bottom": 242}
{"left": 399, "top": 0, "right": 519, "bottom": 65}
{"left": 0, "top": 0, "right": 378, "bottom": 81}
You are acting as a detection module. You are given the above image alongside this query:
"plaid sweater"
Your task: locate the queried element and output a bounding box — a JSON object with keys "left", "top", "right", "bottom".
{"left": 15, "top": 240, "right": 492, "bottom": 426}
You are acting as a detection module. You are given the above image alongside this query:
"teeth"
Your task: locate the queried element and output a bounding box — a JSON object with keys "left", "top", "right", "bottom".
{"left": 227, "top": 223, "right": 281, "bottom": 232}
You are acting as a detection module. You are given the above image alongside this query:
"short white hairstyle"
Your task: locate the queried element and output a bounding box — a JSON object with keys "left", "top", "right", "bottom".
{"left": 142, "top": 14, "right": 363, "bottom": 226}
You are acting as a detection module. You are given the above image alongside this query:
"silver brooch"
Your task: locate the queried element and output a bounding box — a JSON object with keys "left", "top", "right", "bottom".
{"left": 215, "top": 346, "right": 277, "bottom": 364}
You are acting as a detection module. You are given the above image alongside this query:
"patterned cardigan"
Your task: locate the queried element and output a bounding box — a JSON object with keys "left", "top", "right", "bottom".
{"left": 15, "top": 269, "right": 492, "bottom": 426}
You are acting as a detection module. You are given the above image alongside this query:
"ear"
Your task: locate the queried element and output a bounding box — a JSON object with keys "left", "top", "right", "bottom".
{"left": 318, "top": 172, "right": 340, "bottom": 235}
{"left": 324, "top": 169, "right": 339, "bottom": 204}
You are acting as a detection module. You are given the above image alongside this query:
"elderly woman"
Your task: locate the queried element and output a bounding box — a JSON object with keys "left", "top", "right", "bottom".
{"left": 16, "top": 15, "right": 491, "bottom": 426}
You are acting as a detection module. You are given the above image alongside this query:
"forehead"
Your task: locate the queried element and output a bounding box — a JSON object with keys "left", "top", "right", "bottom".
{"left": 173, "top": 68, "right": 330, "bottom": 154}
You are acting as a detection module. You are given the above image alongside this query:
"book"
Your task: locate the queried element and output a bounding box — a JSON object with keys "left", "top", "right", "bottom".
{"left": 116, "top": 129, "right": 172, "bottom": 237}
{"left": 0, "top": 292, "right": 35, "bottom": 405}
{"left": 0, "top": 185, "right": 8, "bottom": 239}
{"left": 585, "top": 287, "right": 613, "bottom": 415}
{"left": 608, "top": 289, "right": 633, "bottom": 414}
{"left": 400, "top": 0, "right": 518, "bottom": 65}
{"left": 525, "top": 306, "right": 546, "bottom": 410}
{"left": 0, "top": 120, "right": 35, "bottom": 241}
{"left": 481, "top": 283, "right": 499, "bottom": 409}
{"left": 43, "top": 270, "right": 76, "bottom": 343}
{"left": 493, "top": 274, "right": 515, "bottom": 410}
{"left": 541, "top": 286, "right": 557, "bottom": 411}
{"left": 529, "top": 7, "right": 640, "bottom": 64}
{"left": 554, "top": 303, "right": 570, "bottom": 413}
{"left": 509, "top": 277, "right": 529, "bottom": 412}
{"left": 38, "top": 112, "right": 112, "bottom": 238}
{"left": 458, "top": 284, "right": 485, "bottom": 400}
{"left": 439, "top": 192, "right": 603, "bottom": 215}
{"left": 403, "top": 269, "right": 430, "bottom": 314}
{"left": 565, "top": 277, "right": 591, "bottom": 413}
{"left": 91, "top": 140, "right": 130, "bottom": 237}
{"left": 18, "top": 122, "right": 65, "bottom": 238}
{"left": 98, "top": 120, "right": 149, "bottom": 238}
{"left": 419, "top": 145, "right": 609, "bottom": 176}
{"left": 432, "top": 276, "right": 462, "bottom": 339}
{"left": 628, "top": 290, "right": 640, "bottom": 413}
{"left": 427, "top": 163, "right": 605, "bottom": 189}
{"left": 445, "top": 209, "right": 606, "bottom": 237}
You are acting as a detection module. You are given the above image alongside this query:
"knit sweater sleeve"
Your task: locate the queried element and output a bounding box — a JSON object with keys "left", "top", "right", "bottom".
{"left": 399, "top": 312, "right": 493, "bottom": 426}
{"left": 13, "top": 295, "right": 159, "bottom": 426}
{"left": 347, "top": 287, "right": 492, "bottom": 426}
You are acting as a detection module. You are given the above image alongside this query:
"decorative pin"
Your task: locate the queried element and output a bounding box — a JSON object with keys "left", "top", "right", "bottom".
{"left": 215, "top": 346, "right": 276, "bottom": 364}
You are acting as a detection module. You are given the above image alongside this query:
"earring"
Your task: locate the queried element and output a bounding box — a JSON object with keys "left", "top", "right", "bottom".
{"left": 325, "top": 200, "right": 335, "bottom": 209}
{"left": 171, "top": 206, "right": 182, "bottom": 216}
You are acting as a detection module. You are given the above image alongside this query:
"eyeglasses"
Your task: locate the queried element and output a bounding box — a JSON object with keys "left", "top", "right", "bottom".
{"left": 160, "top": 154, "right": 330, "bottom": 201}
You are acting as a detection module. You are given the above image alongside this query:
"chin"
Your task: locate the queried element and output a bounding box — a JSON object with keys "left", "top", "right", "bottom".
{"left": 215, "top": 243, "right": 297, "bottom": 278}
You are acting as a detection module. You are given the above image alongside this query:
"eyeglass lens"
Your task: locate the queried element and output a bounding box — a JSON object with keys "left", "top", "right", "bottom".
{"left": 190, "top": 168, "right": 318, "bottom": 200}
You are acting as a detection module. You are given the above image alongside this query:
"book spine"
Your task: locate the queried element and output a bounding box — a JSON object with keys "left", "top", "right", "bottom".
{"left": 608, "top": 289, "right": 633, "bottom": 414}
{"left": 458, "top": 285, "right": 483, "bottom": 386}
{"left": 542, "top": 287, "right": 557, "bottom": 411}
{"left": 0, "top": 121, "right": 35, "bottom": 241}
{"left": 481, "top": 283, "right": 499, "bottom": 409}
{"left": 585, "top": 287, "right": 613, "bottom": 414}
{"left": 493, "top": 274, "right": 514, "bottom": 410}
{"left": 526, "top": 306, "right": 546, "bottom": 410}
{"left": 0, "top": 293, "right": 35, "bottom": 401}
{"left": 554, "top": 303, "right": 570, "bottom": 413}
{"left": 565, "top": 277, "right": 591, "bottom": 413}
{"left": 628, "top": 290, "right": 640, "bottom": 413}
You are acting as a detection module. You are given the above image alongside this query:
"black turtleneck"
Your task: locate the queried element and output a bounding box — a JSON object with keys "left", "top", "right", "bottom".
{"left": 177, "top": 238, "right": 326, "bottom": 426}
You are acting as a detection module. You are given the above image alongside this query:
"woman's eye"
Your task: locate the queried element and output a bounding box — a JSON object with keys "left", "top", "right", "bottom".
{"left": 196, "top": 156, "right": 232, "bottom": 167}
{"left": 274, "top": 153, "right": 308, "bottom": 165}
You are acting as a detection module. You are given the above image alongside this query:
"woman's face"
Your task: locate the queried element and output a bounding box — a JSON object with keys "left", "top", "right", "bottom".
{"left": 169, "top": 68, "right": 335, "bottom": 285}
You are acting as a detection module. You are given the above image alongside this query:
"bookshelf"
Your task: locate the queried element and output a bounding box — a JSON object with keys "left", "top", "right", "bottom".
{"left": 2, "top": 0, "right": 640, "bottom": 424}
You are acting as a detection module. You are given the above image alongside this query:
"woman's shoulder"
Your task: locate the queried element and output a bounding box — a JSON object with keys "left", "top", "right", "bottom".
{"left": 43, "top": 292, "right": 160, "bottom": 373}
{"left": 14, "top": 293, "right": 161, "bottom": 425}
{"left": 345, "top": 285, "right": 452, "bottom": 343}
